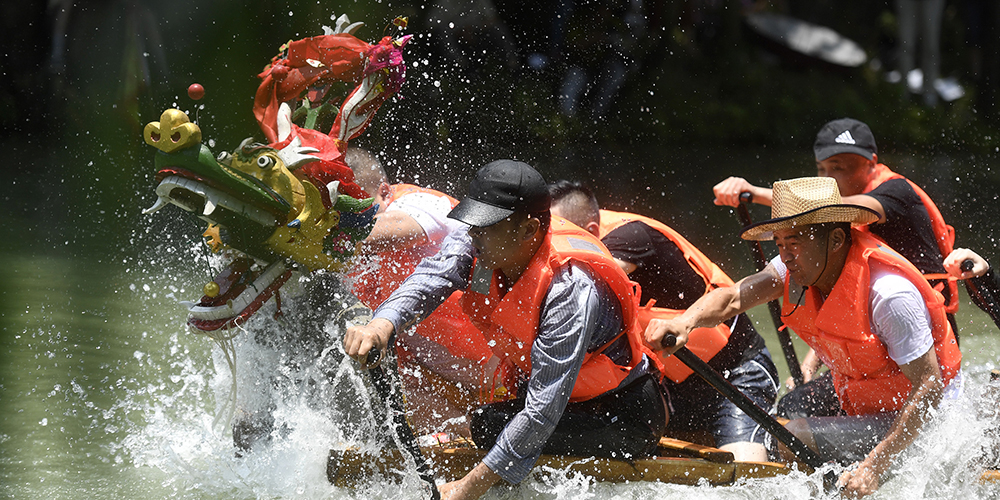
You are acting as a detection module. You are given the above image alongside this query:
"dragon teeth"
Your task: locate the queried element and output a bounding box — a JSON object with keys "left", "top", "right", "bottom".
{"left": 142, "top": 196, "right": 169, "bottom": 215}
{"left": 203, "top": 198, "right": 217, "bottom": 216}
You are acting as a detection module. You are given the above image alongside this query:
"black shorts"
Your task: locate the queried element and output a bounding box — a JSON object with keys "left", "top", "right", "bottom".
{"left": 777, "top": 372, "right": 897, "bottom": 464}
{"left": 776, "top": 371, "right": 843, "bottom": 420}
{"left": 665, "top": 349, "right": 780, "bottom": 447}
{"left": 470, "top": 373, "right": 667, "bottom": 460}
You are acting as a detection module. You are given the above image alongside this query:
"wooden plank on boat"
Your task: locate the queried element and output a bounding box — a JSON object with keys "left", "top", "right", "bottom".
{"left": 734, "top": 461, "right": 793, "bottom": 480}
{"left": 657, "top": 437, "right": 734, "bottom": 463}
{"left": 327, "top": 441, "right": 795, "bottom": 487}
{"left": 982, "top": 470, "right": 1000, "bottom": 484}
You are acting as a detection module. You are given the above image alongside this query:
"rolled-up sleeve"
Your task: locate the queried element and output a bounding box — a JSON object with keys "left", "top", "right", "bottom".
{"left": 373, "top": 226, "right": 475, "bottom": 333}
{"left": 482, "top": 263, "right": 611, "bottom": 483}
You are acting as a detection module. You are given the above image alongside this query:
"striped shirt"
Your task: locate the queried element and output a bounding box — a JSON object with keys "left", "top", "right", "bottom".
{"left": 373, "top": 226, "right": 646, "bottom": 483}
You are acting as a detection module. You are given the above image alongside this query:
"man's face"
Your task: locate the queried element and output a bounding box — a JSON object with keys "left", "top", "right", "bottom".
{"left": 815, "top": 153, "right": 875, "bottom": 197}
{"left": 468, "top": 216, "right": 527, "bottom": 271}
{"left": 773, "top": 225, "right": 831, "bottom": 287}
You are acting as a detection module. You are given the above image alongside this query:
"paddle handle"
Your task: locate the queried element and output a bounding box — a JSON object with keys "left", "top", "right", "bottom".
{"left": 735, "top": 192, "right": 804, "bottom": 386}
{"left": 364, "top": 348, "right": 440, "bottom": 499}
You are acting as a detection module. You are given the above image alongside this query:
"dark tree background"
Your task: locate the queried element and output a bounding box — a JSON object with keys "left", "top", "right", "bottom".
{"left": 3, "top": 0, "right": 1000, "bottom": 267}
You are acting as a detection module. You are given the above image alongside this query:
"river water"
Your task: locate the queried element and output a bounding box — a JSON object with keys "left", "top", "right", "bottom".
{"left": 3, "top": 143, "right": 1000, "bottom": 499}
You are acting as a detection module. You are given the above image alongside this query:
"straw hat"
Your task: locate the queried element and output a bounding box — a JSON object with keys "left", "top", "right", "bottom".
{"left": 740, "top": 177, "right": 880, "bottom": 241}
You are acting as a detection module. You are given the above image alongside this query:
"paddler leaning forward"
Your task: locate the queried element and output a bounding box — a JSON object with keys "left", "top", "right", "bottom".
{"left": 645, "top": 177, "right": 962, "bottom": 498}
{"left": 343, "top": 160, "right": 668, "bottom": 500}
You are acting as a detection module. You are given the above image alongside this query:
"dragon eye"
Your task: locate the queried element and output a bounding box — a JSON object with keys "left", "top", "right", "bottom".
{"left": 256, "top": 156, "right": 274, "bottom": 168}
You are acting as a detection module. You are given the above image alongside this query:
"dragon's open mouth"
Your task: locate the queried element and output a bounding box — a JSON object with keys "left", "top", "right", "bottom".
{"left": 144, "top": 173, "right": 279, "bottom": 228}
{"left": 144, "top": 168, "right": 295, "bottom": 332}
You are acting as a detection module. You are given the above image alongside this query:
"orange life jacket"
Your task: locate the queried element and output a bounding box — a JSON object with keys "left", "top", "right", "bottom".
{"left": 780, "top": 229, "right": 962, "bottom": 416}
{"left": 598, "top": 210, "right": 734, "bottom": 383}
{"left": 350, "top": 184, "right": 494, "bottom": 365}
{"left": 461, "top": 217, "right": 655, "bottom": 402}
{"left": 861, "top": 163, "right": 958, "bottom": 314}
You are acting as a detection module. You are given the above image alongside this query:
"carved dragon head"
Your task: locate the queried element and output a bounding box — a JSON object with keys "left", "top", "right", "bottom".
{"left": 142, "top": 15, "right": 408, "bottom": 332}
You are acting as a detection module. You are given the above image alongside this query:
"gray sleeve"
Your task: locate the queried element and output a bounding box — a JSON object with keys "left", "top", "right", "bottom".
{"left": 481, "top": 263, "right": 606, "bottom": 483}
{"left": 372, "top": 226, "right": 475, "bottom": 333}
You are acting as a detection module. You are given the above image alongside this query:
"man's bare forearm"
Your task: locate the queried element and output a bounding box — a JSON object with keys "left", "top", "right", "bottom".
{"left": 864, "top": 371, "right": 942, "bottom": 476}
{"left": 676, "top": 286, "right": 745, "bottom": 330}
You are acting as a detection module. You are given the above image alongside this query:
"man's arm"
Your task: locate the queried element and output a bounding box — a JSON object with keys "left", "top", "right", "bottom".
{"left": 712, "top": 177, "right": 773, "bottom": 207}
{"left": 841, "top": 194, "right": 886, "bottom": 223}
{"left": 644, "top": 265, "right": 784, "bottom": 353}
{"left": 438, "top": 462, "right": 500, "bottom": 500}
{"left": 359, "top": 210, "right": 428, "bottom": 254}
{"left": 343, "top": 228, "right": 475, "bottom": 366}
{"left": 838, "top": 347, "right": 944, "bottom": 497}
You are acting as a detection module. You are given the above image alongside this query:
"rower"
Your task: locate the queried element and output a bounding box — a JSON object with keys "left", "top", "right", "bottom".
{"left": 344, "top": 160, "right": 668, "bottom": 500}
{"left": 549, "top": 180, "right": 779, "bottom": 463}
{"left": 345, "top": 147, "right": 495, "bottom": 438}
{"left": 646, "top": 177, "right": 962, "bottom": 498}
{"left": 712, "top": 117, "right": 963, "bottom": 389}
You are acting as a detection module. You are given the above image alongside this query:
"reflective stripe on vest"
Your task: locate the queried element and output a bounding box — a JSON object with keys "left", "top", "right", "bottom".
{"left": 461, "top": 217, "right": 652, "bottom": 402}
{"left": 861, "top": 164, "right": 958, "bottom": 313}
{"left": 780, "top": 230, "right": 962, "bottom": 416}
{"left": 598, "top": 209, "right": 733, "bottom": 383}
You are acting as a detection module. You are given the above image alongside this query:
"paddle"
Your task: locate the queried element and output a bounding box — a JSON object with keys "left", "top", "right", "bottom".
{"left": 661, "top": 335, "right": 825, "bottom": 469}
{"left": 661, "top": 335, "right": 838, "bottom": 491}
{"left": 735, "top": 192, "right": 804, "bottom": 386}
{"left": 961, "top": 259, "right": 1000, "bottom": 331}
{"left": 364, "top": 347, "right": 440, "bottom": 499}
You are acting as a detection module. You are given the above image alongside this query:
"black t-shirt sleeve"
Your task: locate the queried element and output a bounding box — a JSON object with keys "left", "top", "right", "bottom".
{"left": 602, "top": 221, "right": 706, "bottom": 309}
{"left": 865, "top": 178, "right": 946, "bottom": 274}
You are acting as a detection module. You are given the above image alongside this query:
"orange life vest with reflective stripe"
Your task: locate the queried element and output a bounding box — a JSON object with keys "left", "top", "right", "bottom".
{"left": 461, "top": 217, "right": 654, "bottom": 402}
{"left": 861, "top": 164, "right": 958, "bottom": 314}
{"left": 350, "top": 184, "right": 493, "bottom": 365}
{"left": 598, "top": 210, "right": 734, "bottom": 383}
{"left": 780, "top": 230, "right": 962, "bottom": 416}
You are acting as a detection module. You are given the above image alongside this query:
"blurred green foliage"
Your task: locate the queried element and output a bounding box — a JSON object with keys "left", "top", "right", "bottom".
{"left": 2, "top": 0, "right": 999, "bottom": 262}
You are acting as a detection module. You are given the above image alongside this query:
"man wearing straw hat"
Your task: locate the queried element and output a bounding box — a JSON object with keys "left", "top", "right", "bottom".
{"left": 646, "top": 177, "right": 962, "bottom": 497}
{"left": 713, "top": 118, "right": 962, "bottom": 378}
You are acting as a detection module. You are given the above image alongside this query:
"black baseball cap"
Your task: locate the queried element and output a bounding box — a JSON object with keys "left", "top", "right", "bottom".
{"left": 813, "top": 118, "right": 878, "bottom": 161}
{"left": 448, "top": 160, "right": 551, "bottom": 227}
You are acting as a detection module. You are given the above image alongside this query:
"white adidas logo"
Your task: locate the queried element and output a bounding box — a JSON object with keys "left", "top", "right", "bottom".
{"left": 835, "top": 130, "right": 856, "bottom": 144}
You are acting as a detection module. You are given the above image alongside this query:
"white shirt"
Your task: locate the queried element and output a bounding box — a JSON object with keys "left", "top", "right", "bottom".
{"left": 385, "top": 190, "right": 468, "bottom": 245}
{"left": 769, "top": 256, "right": 933, "bottom": 365}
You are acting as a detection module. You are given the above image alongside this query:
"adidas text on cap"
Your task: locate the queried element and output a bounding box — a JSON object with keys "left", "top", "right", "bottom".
{"left": 449, "top": 160, "right": 551, "bottom": 227}
{"left": 813, "top": 118, "right": 877, "bottom": 161}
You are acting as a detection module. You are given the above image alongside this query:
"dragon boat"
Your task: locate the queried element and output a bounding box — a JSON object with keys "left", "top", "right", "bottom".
{"left": 138, "top": 13, "right": 1000, "bottom": 493}
{"left": 328, "top": 436, "right": 792, "bottom": 487}
{"left": 329, "top": 366, "right": 1000, "bottom": 489}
